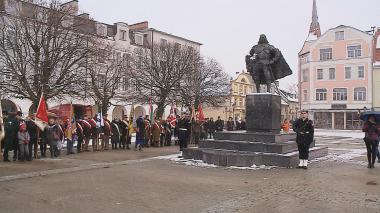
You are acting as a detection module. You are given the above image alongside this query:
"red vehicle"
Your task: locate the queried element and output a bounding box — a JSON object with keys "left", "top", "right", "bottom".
{"left": 49, "top": 104, "right": 93, "bottom": 122}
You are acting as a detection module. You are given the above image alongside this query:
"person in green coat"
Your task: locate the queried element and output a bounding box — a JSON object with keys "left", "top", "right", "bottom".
{"left": 3, "top": 112, "right": 20, "bottom": 162}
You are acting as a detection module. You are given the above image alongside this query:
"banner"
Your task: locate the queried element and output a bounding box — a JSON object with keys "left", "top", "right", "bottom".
{"left": 34, "top": 93, "right": 48, "bottom": 130}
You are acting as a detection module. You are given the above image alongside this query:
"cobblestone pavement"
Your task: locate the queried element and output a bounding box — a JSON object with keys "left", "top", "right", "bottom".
{"left": 0, "top": 135, "right": 379, "bottom": 213}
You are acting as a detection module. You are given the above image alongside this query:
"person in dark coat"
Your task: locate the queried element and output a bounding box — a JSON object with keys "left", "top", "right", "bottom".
{"left": 178, "top": 114, "right": 191, "bottom": 152}
{"left": 215, "top": 116, "right": 224, "bottom": 132}
{"left": 293, "top": 110, "right": 314, "bottom": 169}
{"left": 76, "top": 121, "right": 84, "bottom": 153}
{"left": 362, "top": 115, "right": 380, "bottom": 169}
{"left": 135, "top": 116, "right": 145, "bottom": 151}
{"left": 226, "top": 117, "right": 235, "bottom": 131}
{"left": 26, "top": 115, "right": 38, "bottom": 161}
{"left": 111, "top": 119, "right": 120, "bottom": 149}
{"left": 119, "top": 116, "right": 129, "bottom": 149}
{"left": 240, "top": 119, "right": 247, "bottom": 130}
{"left": 3, "top": 112, "right": 19, "bottom": 162}
{"left": 206, "top": 118, "right": 216, "bottom": 139}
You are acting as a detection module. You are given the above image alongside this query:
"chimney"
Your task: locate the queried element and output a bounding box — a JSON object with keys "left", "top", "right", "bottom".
{"left": 61, "top": 0, "right": 78, "bottom": 16}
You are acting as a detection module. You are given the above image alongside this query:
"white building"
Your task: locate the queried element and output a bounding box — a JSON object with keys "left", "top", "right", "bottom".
{"left": 0, "top": 0, "right": 202, "bottom": 120}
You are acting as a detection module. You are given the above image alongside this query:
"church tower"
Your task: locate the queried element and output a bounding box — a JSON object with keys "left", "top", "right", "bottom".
{"left": 307, "top": 0, "right": 321, "bottom": 40}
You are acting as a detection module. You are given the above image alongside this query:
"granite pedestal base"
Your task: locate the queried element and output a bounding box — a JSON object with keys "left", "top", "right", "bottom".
{"left": 183, "top": 93, "right": 328, "bottom": 167}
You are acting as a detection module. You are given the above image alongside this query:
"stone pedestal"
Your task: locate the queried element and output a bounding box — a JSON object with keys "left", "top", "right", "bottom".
{"left": 182, "top": 93, "right": 328, "bottom": 168}
{"left": 246, "top": 93, "right": 281, "bottom": 133}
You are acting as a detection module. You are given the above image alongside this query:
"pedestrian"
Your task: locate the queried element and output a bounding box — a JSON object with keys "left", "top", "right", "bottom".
{"left": 240, "top": 119, "right": 246, "bottom": 130}
{"left": 215, "top": 116, "right": 224, "bottom": 132}
{"left": 89, "top": 115, "right": 99, "bottom": 151}
{"left": 135, "top": 115, "right": 145, "bottom": 151}
{"left": 13, "top": 111, "right": 23, "bottom": 160}
{"left": 17, "top": 122, "right": 30, "bottom": 162}
{"left": 3, "top": 112, "right": 19, "bottom": 162}
{"left": 192, "top": 120, "right": 202, "bottom": 145}
{"left": 45, "top": 114, "right": 64, "bottom": 158}
{"left": 178, "top": 114, "right": 191, "bottom": 152}
{"left": 76, "top": 121, "right": 84, "bottom": 153}
{"left": 150, "top": 118, "right": 161, "bottom": 147}
{"left": 80, "top": 116, "right": 92, "bottom": 152}
{"left": 281, "top": 118, "right": 290, "bottom": 133}
{"left": 362, "top": 115, "right": 380, "bottom": 169}
{"left": 111, "top": 118, "right": 120, "bottom": 150}
{"left": 101, "top": 114, "right": 111, "bottom": 150}
{"left": 207, "top": 117, "right": 216, "bottom": 139}
{"left": 226, "top": 117, "right": 235, "bottom": 131}
{"left": 144, "top": 118, "right": 151, "bottom": 148}
{"left": 293, "top": 110, "right": 314, "bottom": 169}
{"left": 26, "top": 114, "right": 38, "bottom": 161}
{"left": 119, "top": 116, "right": 129, "bottom": 149}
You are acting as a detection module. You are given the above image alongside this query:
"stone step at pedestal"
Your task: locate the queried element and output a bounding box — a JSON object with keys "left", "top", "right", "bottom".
{"left": 183, "top": 147, "right": 328, "bottom": 168}
{"left": 198, "top": 140, "right": 308, "bottom": 154}
{"left": 213, "top": 131, "right": 297, "bottom": 144}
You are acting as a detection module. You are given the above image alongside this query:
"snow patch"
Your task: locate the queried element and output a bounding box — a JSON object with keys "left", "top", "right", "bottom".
{"left": 155, "top": 153, "right": 275, "bottom": 170}
{"left": 314, "top": 129, "right": 364, "bottom": 139}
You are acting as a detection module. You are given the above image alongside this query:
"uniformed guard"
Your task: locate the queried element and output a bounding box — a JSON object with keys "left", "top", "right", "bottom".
{"left": 293, "top": 110, "right": 314, "bottom": 169}
{"left": 3, "top": 112, "right": 19, "bottom": 162}
{"left": 178, "top": 114, "right": 191, "bottom": 152}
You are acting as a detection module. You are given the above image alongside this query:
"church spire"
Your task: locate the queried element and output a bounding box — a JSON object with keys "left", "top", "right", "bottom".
{"left": 308, "top": 0, "right": 321, "bottom": 39}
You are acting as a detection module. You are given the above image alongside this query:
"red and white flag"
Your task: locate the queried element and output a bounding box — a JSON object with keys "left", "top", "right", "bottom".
{"left": 34, "top": 93, "right": 49, "bottom": 130}
{"left": 197, "top": 103, "right": 205, "bottom": 122}
{"left": 167, "top": 102, "right": 177, "bottom": 127}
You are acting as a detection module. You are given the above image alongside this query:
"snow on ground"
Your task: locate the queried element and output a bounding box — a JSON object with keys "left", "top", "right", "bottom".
{"left": 155, "top": 154, "right": 275, "bottom": 170}
{"left": 312, "top": 148, "right": 367, "bottom": 166}
{"left": 314, "top": 129, "right": 364, "bottom": 139}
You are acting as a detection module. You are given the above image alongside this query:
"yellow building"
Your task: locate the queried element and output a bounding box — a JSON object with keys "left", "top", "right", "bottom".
{"left": 203, "top": 71, "right": 299, "bottom": 122}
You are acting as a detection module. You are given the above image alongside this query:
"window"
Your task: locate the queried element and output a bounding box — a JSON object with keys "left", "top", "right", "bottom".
{"left": 354, "top": 87, "right": 366, "bottom": 101}
{"left": 98, "top": 74, "right": 106, "bottom": 88}
{"left": 358, "top": 66, "right": 365, "bottom": 78}
{"left": 174, "top": 43, "right": 181, "bottom": 49}
{"left": 119, "top": 30, "right": 127, "bottom": 41}
{"left": 302, "top": 69, "right": 309, "bottom": 82}
{"left": 300, "top": 53, "right": 310, "bottom": 64}
{"left": 239, "top": 98, "right": 243, "bottom": 107}
{"left": 116, "top": 52, "right": 122, "bottom": 64}
{"left": 122, "top": 53, "right": 130, "bottom": 67}
{"left": 347, "top": 45, "right": 361, "bottom": 58}
{"left": 234, "top": 84, "right": 238, "bottom": 94}
{"left": 335, "top": 31, "right": 344, "bottom": 41}
{"left": 317, "top": 69, "right": 323, "bottom": 80}
{"left": 135, "top": 34, "right": 143, "bottom": 45}
{"left": 316, "top": 89, "right": 327, "bottom": 101}
{"left": 320, "top": 48, "right": 332, "bottom": 61}
{"left": 333, "top": 88, "right": 347, "bottom": 101}
{"left": 303, "top": 90, "right": 308, "bottom": 101}
{"left": 329, "top": 68, "right": 335, "bottom": 80}
{"left": 345, "top": 67, "right": 351, "bottom": 79}
{"left": 160, "top": 38, "right": 168, "bottom": 46}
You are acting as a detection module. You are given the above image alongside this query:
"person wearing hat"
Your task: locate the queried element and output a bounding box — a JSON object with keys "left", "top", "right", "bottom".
{"left": 101, "top": 114, "right": 112, "bottom": 151}
{"left": 26, "top": 114, "right": 38, "bottom": 160}
{"left": 119, "top": 115, "right": 129, "bottom": 149}
{"left": 293, "top": 110, "right": 314, "bottom": 169}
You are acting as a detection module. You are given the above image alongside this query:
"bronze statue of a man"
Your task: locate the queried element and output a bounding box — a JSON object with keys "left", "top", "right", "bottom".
{"left": 245, "top": 34, "right": 292, "bottom": 93}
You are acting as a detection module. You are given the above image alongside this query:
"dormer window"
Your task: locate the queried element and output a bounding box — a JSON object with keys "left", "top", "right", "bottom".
{"left": 119, "top": 30, "right": 127, "bottom": 41}
{"left": 135, "top": 34, "right": 143, "bottom": 45}
{"left": 335, "top": 31, "right": 344, "bottom": 41}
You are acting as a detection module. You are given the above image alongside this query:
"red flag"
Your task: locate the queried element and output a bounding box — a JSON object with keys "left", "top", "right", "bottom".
{"left": 197, "top": 104, "right": 205, "bottom": 122}
{"left": 36, "top": 94, "right": 48, "bottom": 123}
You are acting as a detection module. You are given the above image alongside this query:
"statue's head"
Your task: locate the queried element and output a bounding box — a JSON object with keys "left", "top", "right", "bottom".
{"left": 258, "top": 34, "right": 269, "bottom": 44}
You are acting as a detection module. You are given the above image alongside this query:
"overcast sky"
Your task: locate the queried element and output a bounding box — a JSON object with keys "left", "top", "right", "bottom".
{"left": 78, "top": 0, "right": 380, "bottom": 89}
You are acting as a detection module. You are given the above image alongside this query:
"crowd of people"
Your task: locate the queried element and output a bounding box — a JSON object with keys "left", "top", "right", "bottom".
{"left": 1, "top": 110, "right": 248, "bottom": 162}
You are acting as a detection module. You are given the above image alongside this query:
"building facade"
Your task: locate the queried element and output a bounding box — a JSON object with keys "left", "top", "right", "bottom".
{"left": 0, "top": 0, "right": 201, "bottom": 120}
{"left": 203, "top": 71, "right": 299, "bottom": 122}
{"left": 299, "top": 0, "right": 374, "bottom": 129}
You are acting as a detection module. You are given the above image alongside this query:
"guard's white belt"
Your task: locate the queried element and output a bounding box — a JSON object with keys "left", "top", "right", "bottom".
{"left": 179, "top": 128, "right": 188, "bottom": 131}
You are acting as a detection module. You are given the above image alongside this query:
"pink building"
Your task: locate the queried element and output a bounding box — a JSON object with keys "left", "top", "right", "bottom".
{"left": 299, "top": 0, "right": 373, "bottom": 129}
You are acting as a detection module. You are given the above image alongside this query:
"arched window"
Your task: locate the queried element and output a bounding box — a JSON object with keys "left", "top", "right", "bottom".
{"left": 241, "top": 78, "right": 246, "bottom": 83}
{"left": 354, "top": 87, "right": 366, "bottom": 101}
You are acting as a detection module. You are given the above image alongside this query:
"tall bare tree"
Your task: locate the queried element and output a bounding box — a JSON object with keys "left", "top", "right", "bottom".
{"left": 86, "top": 44, "right": 130, "bottom": 114}
{"left": 129, "top": 43, "right": 200, "bottom": 118}
{"left": 0, "top": 0, "right": 95, "bottom": 109}
{"left": 180, "top": 57, "right": 230, "bottom": 109}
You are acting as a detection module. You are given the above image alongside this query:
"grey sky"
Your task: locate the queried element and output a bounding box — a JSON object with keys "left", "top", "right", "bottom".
{"left": 78, "top": 0, "right": 380, "bottom": 89}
